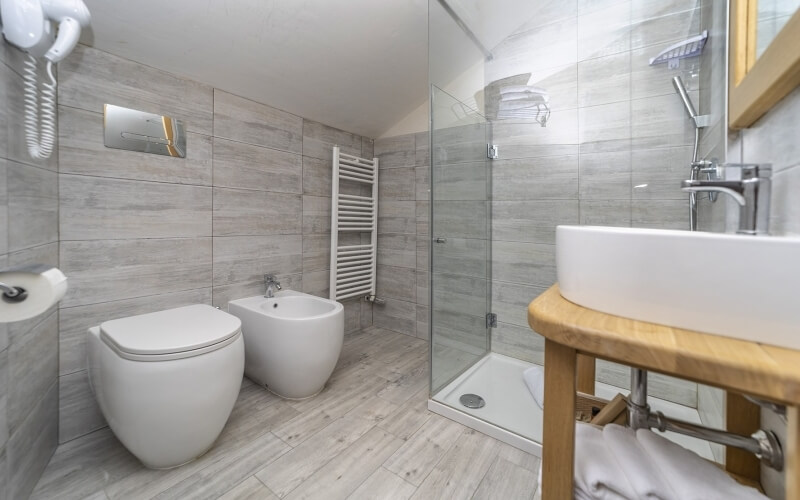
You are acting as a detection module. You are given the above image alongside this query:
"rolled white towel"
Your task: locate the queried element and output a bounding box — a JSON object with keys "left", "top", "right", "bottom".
{"left": 636, "top": 429, "right": 768, "bottom": 500}
{"left": 603, "top": 424, "right": 675, "bottom": 500}
{"left": 523, "top": 365, "right": 545, "bottom": 409}
{"left": 575, "top": 423, "right": 637, "bottom": 499}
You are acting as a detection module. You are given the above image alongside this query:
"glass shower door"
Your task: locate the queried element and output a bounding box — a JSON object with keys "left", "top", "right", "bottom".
{"left": 430, "top": 85, "right": 492, "bottom": 396}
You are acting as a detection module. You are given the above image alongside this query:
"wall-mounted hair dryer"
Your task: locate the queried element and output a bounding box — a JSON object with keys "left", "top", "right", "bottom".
{"left": 0, "top": 0, "right": 90, "bottom": 159}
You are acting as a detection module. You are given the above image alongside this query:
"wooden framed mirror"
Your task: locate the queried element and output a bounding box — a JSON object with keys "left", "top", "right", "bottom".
{"left": 729, "top": 0, "right": 800, "bottom": 128}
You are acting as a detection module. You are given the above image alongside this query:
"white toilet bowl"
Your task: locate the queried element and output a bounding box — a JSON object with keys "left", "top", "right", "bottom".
{"left": 87, "top": 304, "right": 244, "bottom": 469}
{"left": 228, "top": 290, "right": 344, "bottom": 399}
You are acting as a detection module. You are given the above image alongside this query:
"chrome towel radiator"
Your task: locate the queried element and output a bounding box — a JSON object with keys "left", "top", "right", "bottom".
{"left": 329, "top": 146, "right": 379, "bottom": 301}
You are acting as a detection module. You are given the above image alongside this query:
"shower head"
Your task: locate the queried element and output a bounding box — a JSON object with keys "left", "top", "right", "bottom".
{"left": 672, "top": 76, "right": 698, "bottom": 120}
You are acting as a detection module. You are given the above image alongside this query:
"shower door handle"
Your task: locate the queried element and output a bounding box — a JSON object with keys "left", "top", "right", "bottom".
{"left": 433, "top": 237, "right": 447, "bottom": 244}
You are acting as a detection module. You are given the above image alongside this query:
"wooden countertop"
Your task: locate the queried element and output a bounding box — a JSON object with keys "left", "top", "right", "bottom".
{"left": 528, "top": 284, "right": 800, "bottom": 405}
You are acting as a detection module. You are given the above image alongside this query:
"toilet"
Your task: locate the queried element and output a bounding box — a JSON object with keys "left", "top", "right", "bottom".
{"left": 87, "top": 304, "right": 244, "bottom": 469}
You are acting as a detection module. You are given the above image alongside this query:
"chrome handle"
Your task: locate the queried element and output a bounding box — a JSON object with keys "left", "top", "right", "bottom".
{"left": 433, "top": 237, "right": 447, "bottom": 244}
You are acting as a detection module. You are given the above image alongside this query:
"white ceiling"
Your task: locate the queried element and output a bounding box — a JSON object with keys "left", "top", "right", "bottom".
{"left": 80, "top": 0, "right": 429, "bottom": 139}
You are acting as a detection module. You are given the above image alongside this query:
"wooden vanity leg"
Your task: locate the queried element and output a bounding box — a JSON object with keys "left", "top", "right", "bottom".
{"left": 725, "top": 392, "right": 761, "bottom": 482}
{"left": 576, "top": 355, "right": 596, "bottom": 395}
{"left": 542, "top": 339, "right": 577, "bottom": 500}
{"left": 788, "top": 406, "right": 800, "bottom": 500}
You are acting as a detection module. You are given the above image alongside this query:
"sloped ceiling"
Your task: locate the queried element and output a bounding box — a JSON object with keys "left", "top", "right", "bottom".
{"left": 80, "top": 0, "right": 429, "bottom": 138}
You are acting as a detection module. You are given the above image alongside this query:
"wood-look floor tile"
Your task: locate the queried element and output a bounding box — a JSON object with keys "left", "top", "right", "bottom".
{"left": 384, "top": 414, "right": 464, "bottom": 486}
{"left": 255, "top": 416, "right": 375, "bottom": 498}
{"left": 219, "top": 476, "right": 278, "bottom": 500}
{"left": 472, "top": 457, "right": 537, "bottom": 500}
{"left": 284, "top": 427, "right": 403, "bottom": 500}
{"left": 348, "top": 467, "right": 417, "bottom": 500}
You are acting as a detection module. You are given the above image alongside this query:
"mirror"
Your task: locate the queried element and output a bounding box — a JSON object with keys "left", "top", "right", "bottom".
{"left": 729, "top": 0, "right": 800, "bottom": 128}
{"left": 756, "top": 0, "right": 800, "bottom": 58}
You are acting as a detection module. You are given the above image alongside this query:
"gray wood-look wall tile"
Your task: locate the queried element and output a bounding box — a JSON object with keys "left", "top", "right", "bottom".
{"left": 631, "top": 93, "right": 696, "bottom": 150}
{"left": 59, "top": 288, "right": 212, "bottom": 377}
{"left": 8, "top": 311, "right": 57, "bottom": 435}
{"left": 491, "top": 113, "right": 579, "bottom": 160}
{"left": 632, "top": 199, "right": 688, "bottom": 229}
{"left": 493, "top": 323, "right": 545, "bottom": 365}
{"left": 431, "top": 238, "right": 487, "bottom": 278}
{"left": 59, "top": 45, "right": 213, "bottom": 134}
{"left": 0, "top": 160, "right": 7, "bottom": 255}
{"left": 379, "top": 201, "right": 416, "bottom": 235}
{"left": 491, "top": 241, "right": 556, "bottom": 287}
{"left": 579, "top": 151, "right": 632, "bottom": 199}
{"left": 60, "top": 175, "right": 212, "bottom": 240}
{"left": 213, "top": 138, "right": 302, "bottom": 194}
{"left": 579, "top": 199, "right": 632, "bottom": 226}
{"left": 301, "top": 195, "right": 331, "bottom": 235}
{"left": 302, "top": 120, "right": 361, "bottom": 161}
{"left": 58, "top": 106, "right": 213, "bottom": 185}
{"left": 7, "top": 162, "right": 57, "bottom": 252}
{"left": 60, "top": 238, "right": 212, "bottom": 307}
{"left": 361, "top": 137, "right": 375, "bottom": 159}
{"left": 377, "top": 234, "right": 416, "bottom": 269}
{"left": 213, "top": 235, "right": 302, "bottom": 287}
{"left": 492, "top": 156, "right": 579, "bottom": 200}
{"left": 213, "top": 90, "right": 302, "bottom": 153}
{"left": 432, "top": 201, "right": 488, "bottom": 240}
{"left": 577, "top": 1, "right": 631, "bottom": 62}
{"left": 630, "top": 7, "right": 701, "bottom": 50}
{"left": 577, "top": 52, "right": 632, "bottom": 107}
{"left": 414, "top": 131, "right": 430, "bottom": 167}
{"left": 301, "top": 270, "right": 329, "bottom": 298}
{"left": 213, "top": 188, "right": 302, "bottom": 236}
{"left": 373, "top": 299, "right": 417, "bottom": 337}
{"left": 492, "top": 281, "right": 549, "bottom": 328}
{"left": 7, "top": 381, "right": 57, "bottom": 500}
{"left": 301, "top": 233, "right": 331, "bottom": 273}
{"left": 631, "top": 146, "right": 693, "bottom": 200}
{"left": 0, "top": 348, "right": 8, "bottom": 452}
{"left": 492, "top": 200, "right": 579, "bottom": 244}
{"left": 374, "top": 135, "right": 415, "bottom": 169}
{"left": 578, "top": 101, "right": 631, "bottom": 153}
{"left": 376, "top": 266, "right": 416, "bottom": 303}
{"left": 379, "top": 167, "right": 416, "bottom": 201}
{"left": 58, "top": 370, "right": 105, "bottom": 443}
{"left": 302, "top": 156, "right": 332, "bottom": 197}
{"left": 488, "top": 17, "right": 578, "bottom": 81}
{"left": 770, "top": 165, "right": 800, "bottom": 236}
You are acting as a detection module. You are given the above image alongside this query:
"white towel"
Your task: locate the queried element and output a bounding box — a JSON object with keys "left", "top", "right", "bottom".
{"left": 636, "top": 429, "right": 769, "bottom": 500}
{"left": 523, "top": 365, "right": 545, "bottom": 409}
{"left": 575, "top": 423, "right": 637, "bottom": 499}
{"left": 603, "top": 424, "right": 675, "bottom": 500}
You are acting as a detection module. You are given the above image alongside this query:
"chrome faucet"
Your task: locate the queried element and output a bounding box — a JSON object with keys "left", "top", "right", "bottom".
{"left": 681, "top": 164, "right": 771, "bottom": 235}
{"left": 264, "top": 274, "right": 282, "bottom": 298}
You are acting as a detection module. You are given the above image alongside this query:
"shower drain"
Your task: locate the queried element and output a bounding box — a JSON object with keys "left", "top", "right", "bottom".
{"left": 459, "top": 393, "right": 486, "bottom": 409}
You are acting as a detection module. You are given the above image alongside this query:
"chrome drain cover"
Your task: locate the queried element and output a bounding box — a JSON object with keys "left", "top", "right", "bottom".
{"left": 460, "top": 393, "right": 485, "bottom": 409}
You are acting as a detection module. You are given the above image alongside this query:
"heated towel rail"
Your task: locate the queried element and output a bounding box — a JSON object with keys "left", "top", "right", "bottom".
{"left": 329, "top": 146, "right": 379, "bottom": 301}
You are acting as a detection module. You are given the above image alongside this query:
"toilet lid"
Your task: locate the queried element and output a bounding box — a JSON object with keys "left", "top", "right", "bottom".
{"left": 100, "top": 304, "right": 241, "bottom": 356}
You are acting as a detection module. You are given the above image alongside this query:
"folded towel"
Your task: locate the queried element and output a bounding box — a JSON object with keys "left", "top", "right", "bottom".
{"left": 603, "top": 424, "right": 675, "bottom": 500}
{"left": 523, "top": 365, "right": 545, "bottom": 409}
{"left": 575, "top": 423, "right": 637, "bottom": 499}
{"left": 636, "top": 429, "right": 768, "bottom": 500}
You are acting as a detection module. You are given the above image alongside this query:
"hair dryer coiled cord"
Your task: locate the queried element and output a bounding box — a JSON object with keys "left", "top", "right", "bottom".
{"left": 23, "top": 54, "right": 57, "bottom": 160}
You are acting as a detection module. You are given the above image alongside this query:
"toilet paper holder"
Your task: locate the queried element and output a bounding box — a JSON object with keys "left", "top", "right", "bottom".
{"left": 0, "top": 281, "right": 28, "bottom": 303}
{"left": 0, "top": 264, "right": 67, "bottom": 313}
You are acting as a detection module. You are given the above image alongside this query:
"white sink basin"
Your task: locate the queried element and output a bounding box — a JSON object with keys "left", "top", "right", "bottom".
{"left": 556, "top": 225, "right": 800, "bottom": 351}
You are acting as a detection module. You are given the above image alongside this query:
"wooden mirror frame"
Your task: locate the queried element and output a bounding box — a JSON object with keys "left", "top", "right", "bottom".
{"left": 729, "top": 0, "right": 800, "bottom": 128}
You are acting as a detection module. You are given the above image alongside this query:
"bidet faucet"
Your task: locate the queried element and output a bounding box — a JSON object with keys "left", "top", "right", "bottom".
{"left": 681, "top": 164, "right": 771, "bottom": 235}
{"left": 264, "top": 274, "right": 281, "bottom": 298}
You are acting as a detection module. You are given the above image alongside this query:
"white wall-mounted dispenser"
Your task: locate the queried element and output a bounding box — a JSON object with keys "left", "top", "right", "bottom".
{"left": 0, "top": 265, "right": 67, "bottom": 322}
{"left": 0, "top": 0, "right": 91, "bottom": 159}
